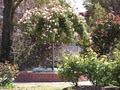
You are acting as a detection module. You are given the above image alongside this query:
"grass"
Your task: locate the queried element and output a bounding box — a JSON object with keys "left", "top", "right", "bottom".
{"left": 14, "top": 82, "right": 71, "bottom": 90}
{"left": 0, "top": 81, "right": 92, "bottom": 90}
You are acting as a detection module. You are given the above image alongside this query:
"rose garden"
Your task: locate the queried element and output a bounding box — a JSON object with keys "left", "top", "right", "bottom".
{"left": 0, "top": 0, "right": 120, "bottom": 90}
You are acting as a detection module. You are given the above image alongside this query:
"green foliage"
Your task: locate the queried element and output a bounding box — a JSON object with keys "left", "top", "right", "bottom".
{"left": 91, "top": 13, "right": 120, "bottom": 55}
{"left": 84, "top": 1, "right": 106, "bottom": 24}
{"left": 84, "top": 1, "right": 120, "bottom": 55}
{"left": 0, "top": 61, "right": 19, "bottom": 88}
{"left": 11, "top": 30, "right": 36, "bottom": 70}
{"left": 84, "top": 48, "right": 120, "bottom": 86}
{"left": 83, "top": 49, "right": 113, "bottom": 86}
{"left": 90, "top": 2, "right": 106, "bottom": 24}
{"left": 58, "top": 53, "right": 84, "bottom": 87}
{"left": 109, "top": 48, "right": 120, "bottom": 86}
{"left": 11, "top": 29, "right": 61, "bottom": 70}
{"left": 84, "top": 0, "right": 120, "bottom": 14}
{"left": 18, "top": 1, "right": 87, "bottom": 45}
{"left": 58, "top": 48, "right": 118, "bottom": 86}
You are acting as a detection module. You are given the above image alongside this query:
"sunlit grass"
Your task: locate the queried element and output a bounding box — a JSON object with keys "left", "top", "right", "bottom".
{"left": 0, "top": 81, "right": 92, "bottom": 90}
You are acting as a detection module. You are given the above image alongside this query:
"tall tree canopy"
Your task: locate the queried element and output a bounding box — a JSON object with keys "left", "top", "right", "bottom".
{"left": 84, "top": 0, "right": 120, "bottom": 14}
{"left": 84, "top": 0, "right": 120, "bottom": 23}
{"left": 0, "top": 0, "right": 55, "bottom": 63}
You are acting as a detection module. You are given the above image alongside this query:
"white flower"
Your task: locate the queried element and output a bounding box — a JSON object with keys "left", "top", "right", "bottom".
{"left": 23, "top": 21, "right": 26, "bottom": 24}
{"left": 55, "top": 10, "right": 58, "bottom": 13}
{"left": 43, "top": 34, "right": 46, "bottom": 37}
{"left": 52, "top": 7, "right": 56, "bottom": 11}
{"left": 55, "top": 23, "right": 57, "bottom": 26}
{"left": 71, "top": 17, "right": 74, "bottom": 19}
{"left": 43, "top": 16, "right": 47, "bottom": 19}
{"left": 18, "top": 19, "right": 22, "bottom": 24}
{"left": 53, "top": 28, "right": 57, "bottom": 33}
{"left": 52, "top": 20, "right": 55, "bottom": 22}
{"left": 60, "top": 12, "right": 62, "bottom": 15}
{"left": 48, "top": 25, "right": 51, "bottom": 28}
{"left": 25, "top": 10, "right": 29, "bottom": 13}
{"left": 45, "top": 7, "right": 48, "bottom": 11}
{"left": 73, "top": 28, "right": 75, "bottom": 31}
{"left": 26, "top": 16, "right": 30, "bottom": 20}
{"left": 50, "top": 20, "right": 52, "bottom": 23}
{"left": 42, "top": 13, "right": 45, "bottom": 16}
{"left": 49, "top": 16, "right": 52, "bottom": 18}
{"left": 47, "top": 17, "right": 50, "bottom": 20}
{"left": 35, "top": 7, "right": 38, "bottom": 10}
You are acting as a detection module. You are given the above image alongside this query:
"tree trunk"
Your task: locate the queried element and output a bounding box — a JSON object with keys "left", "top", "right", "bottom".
{"left": 0, "top": 0, "right": 13, "bottom": 63}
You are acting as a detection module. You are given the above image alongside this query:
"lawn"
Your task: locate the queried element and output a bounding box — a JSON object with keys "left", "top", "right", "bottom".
{"left": 0, "top": 81, "right": 92, "bottom": 90}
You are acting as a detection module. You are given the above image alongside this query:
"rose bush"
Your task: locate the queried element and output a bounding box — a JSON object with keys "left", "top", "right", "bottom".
{"left": 18, "top": 1, "right": 89, "bottom": 45}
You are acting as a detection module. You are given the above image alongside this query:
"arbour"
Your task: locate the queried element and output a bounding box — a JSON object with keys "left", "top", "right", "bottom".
{"left": 18, "top": 1, "right": 88, "bottom": 70}
{"left": 18, "top": 1, "right": 87, "bottom": 45}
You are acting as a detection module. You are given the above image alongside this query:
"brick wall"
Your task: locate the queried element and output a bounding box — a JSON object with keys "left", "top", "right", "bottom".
{"left": 15, "top": 71, "right": 87, "bottom": 82}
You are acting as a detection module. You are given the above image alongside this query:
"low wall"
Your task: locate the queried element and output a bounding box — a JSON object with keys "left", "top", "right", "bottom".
{"left": 15, "top": 71, "right": 87, "bottom": 82}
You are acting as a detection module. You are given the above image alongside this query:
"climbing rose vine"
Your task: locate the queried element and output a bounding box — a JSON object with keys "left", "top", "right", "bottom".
{"left": 18, "top": 1, "right": 89, "bottom": 45}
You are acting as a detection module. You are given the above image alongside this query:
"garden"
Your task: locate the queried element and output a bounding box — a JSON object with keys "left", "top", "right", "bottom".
{"left": 0, "top": 0, "right": 120, "bottom": 90}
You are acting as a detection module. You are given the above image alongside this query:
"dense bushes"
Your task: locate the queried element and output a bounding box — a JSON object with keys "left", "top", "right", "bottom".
{"left": 91, "top": 13, "right": 120, "bottom": 55}
{"left": 58, "top": 48, "right": 120, "bottom": 87}
{"left": 0, "top": 61, "right": 19, "bottom": 88}
{"left": 111, "top": 48, "right": 120, "bottom": 86}
{"left": 11, "top": 31, "right": 60, "bottom": 70}
{"left": 58, "top": 53, "right": 84, "bottom": 86}
{"left": 82, "top": 49, "right": 112, "bottom": 86}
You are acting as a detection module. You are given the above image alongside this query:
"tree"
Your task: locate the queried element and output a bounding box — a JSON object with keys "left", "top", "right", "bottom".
{"left": 1, "top": 0, "right": 52, "bottom": 63}
{"left": 91, "top": 13, "right": 120, "bottom": 55}
{"left": 84, "top": 0, "right": 120, "bottom": 22}
{"left": 1, "top": 0, "right": 23, "bottom": 63}
{"left": 88, "top": 2, "right": 106, "bottom": 24}
{"left": 84, "top": 0, "right": 120, "bottom": 13}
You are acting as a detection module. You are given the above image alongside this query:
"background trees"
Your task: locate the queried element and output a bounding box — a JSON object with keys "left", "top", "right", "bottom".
{"left": 1, "top": 0, "right": 23, "bottom": 63}
{"left": 84, "top": 0, "right": 120, "bottom": 15}
{"left": 83, "top": 1, "right": 120, "bottom": 55}
{"left": 0, "top": 0, "right": 54, "bottom": 63}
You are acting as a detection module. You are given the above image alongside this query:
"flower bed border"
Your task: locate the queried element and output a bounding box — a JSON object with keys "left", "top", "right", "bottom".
{"left": 15, "top": 71, "right": 87, "bottom": 82}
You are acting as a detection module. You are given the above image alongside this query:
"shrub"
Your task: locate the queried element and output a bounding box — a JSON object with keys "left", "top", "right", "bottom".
{"left": 0, "top": 61, "right": 19, "bottom": 88}
{"left": 83, "top": 49, "right": 113, "bottom": 86}
{"left": 110, "top": 48, "right": 120, "bottom": 86}
{"left": 11, "top": 31, "right": 61, "bottom": 70}
{"left": 58, "top": 53, "right": 84, "bottom": 87}
{"left": 91, "top": 13, "right": 120, "bottom": 55}
{"left": 58, "top": 48, "right": 114, "bottom": 87}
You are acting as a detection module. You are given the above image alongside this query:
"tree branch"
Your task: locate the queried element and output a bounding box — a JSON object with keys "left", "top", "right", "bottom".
{"left": 12, "top": 0, "right": 23, "bottom": 14}
{"left": 14, "top": 0, "right": 23, "bottom": 9}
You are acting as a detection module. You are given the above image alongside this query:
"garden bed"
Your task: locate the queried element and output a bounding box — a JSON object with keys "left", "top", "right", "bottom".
{"left": 14, "top": 71, "right": 87, "bottom": 82}
{"left": 63, "top": 86, "right": 120, "bottom": 90}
